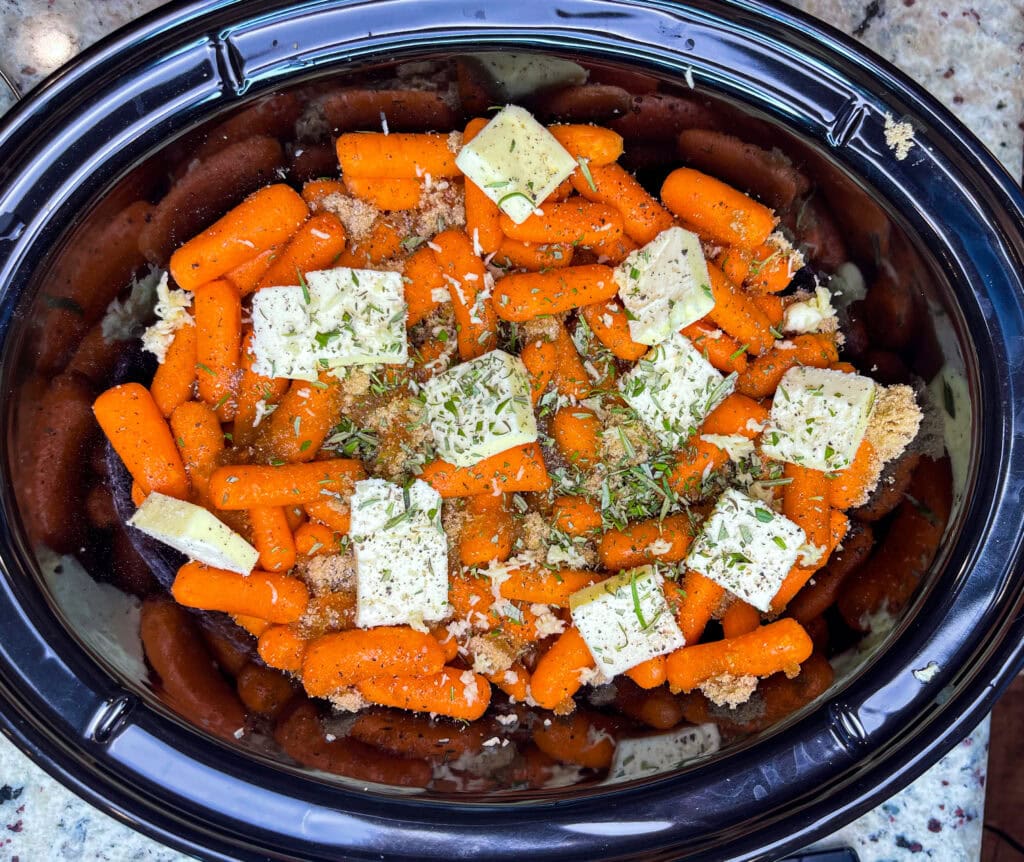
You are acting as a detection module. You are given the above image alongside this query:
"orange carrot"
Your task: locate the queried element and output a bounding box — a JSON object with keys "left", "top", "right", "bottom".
{"left": 492, "top": 264, "right": 616, "bottom": 322}
{"left": 294, "top": 521, "right": 343, "bottom": 556}
{"left": 828, "top": 438, "right": 877, "bottom": 509}
{"left": 744, "top": 242, "right": 798, "bottom": 294}
{"left": 533, "top": 711, "right": 615, "bottom": 768}
{"left": 249, "top": 505, "right": 297, "bottom": 572}
{"left": 500, "top": 201, "right": 624, "bottom": 247}
{"left": 545, "top": 177, "right": 576, "bottom": 202}
{"left": 343, "top": 175, "right": 422, "bottom": 210}
{"left": 463, "top": 118, "right": 504, "bottom": 255}
{"left": 660, "top": 167, "right": 775, "bottom": 250}
{"left": 553, "top": 496, "right": 603, "bottom": 537}
{"left": 666, "top": 618, "right": 813, "bottom": 692}
{"left": 548, "top": 124, "right": 624, "bottom": 165}
{"left": 150, "top": 324, "right": 197, "bottom": 417}
{"left": 551, "top": 323, "right": 593, "bottom": 400}
{"left": 301, "top": 627, "right": 446, "bottom": 695}
{"left": 668, "top": 437, "right": 730, "bottom": 498}
{"left": 551, "top": 406, "right": 602, "bottom": 468}
{"left": 499, "top": 568, "right": 603, "bottom": 607}
{"left": 432, "top": 229, "right": 497, "bottom": 359}
{"left": 520, "top": 337, "right": 557, "bottom": 404}
{"left": 335, "top": 220, "right": 403, "bottom": 267}
{"left": 357, "top": 667, "right": 491, "bottom": 721}
{"left": 256, "top": 212, "right": 347, "bottom": 288}
{"left": 257, "top": 625, "right": 307, "bottom": 672}
{"left": 625, "top": 655, "right": 667, "bottom": 690}
{"left": 169, "top": 401, "right": 224, "bottom": 503}
{"left": 402, "top": 246, "right": 446, "bottom": 327}
{"left": 233, "top": 614, "right": 271, "bottom": 638}
{"left": 488, "top": 662, "right": 531, "bottom": 702}
{"left": 459, "top": 492, "right": 514, "bottom": 567}
{"left": 770, "top": 509, "right": 849, "bottom": 612}
{"left": 751, "top": 293, "right": 784, "bottom": 328}
{"left": 236, "top": 662, "right": 294, "bottom": 716}
{"left": 301, "top": 178, "right": 346, "bottom": 206}
{"left": 735, "top": 334, "right": 838, "bottom": 398}
{"left": 615, "top": 682, "right": 684, "bottom": 729}
{"left": 169, "top": 184, "right": 309, "bottom": 291}
{"left": 172, "top": 562, "right": 308, "bottom": 623}
{"left": 571, "top": 162, "right": 673, "bottom": 244}
{"left": 598, "top": 513, "right": 695, "bottom": 570}
{"left": 420, "top": 443, "right": 550, "bottom": 497}
{"left": 94, "top": 383, "right": 189, "bottom": 499}
{"left": 681, "top": 320, "right": 749, "bottom": 375}
{"left": 530, "top": 627, "right": 594, "bottom": 710}
{"left": 193, "top": 279, "right": 241, "bottom": 421}
{"left": 258, "top": 374, "right": 343, "bottom": 463}
{"left": 303, "top": 498, "right": 352, "bottom": 534}
{"left": 225, "top": 245, "right": 278, "bottom": 297}
{"left": 210, "top": 458, "right": 365, "bottom": 509}
{"left": 699, "top": 392, "right": 769, "bottom": 438}
{"left": 668, "top": 571, "right": 726, "bottom": 643}
{"left": 706, "top": 262, "right": 775, "bottom": 356}
{"left": 722, "top": 600, "right": 761, "bottom": 639}
{"left": 336, "top": 132, "right": 460, "bottom": 179}
{"left": 494, "top": 238, "right": 574, "bottom": 270}
{"left": 581, "top": 300, "right": 647, "bottom": 361}
{"left": 782, "top": 464, "right": 831, "bottom": 552}
{"left": 233, "top": 331, "right": 289, "bottom": 447}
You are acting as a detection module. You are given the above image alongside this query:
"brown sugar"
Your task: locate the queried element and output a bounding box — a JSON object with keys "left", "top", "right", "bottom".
{"left": 699, "top": 672, "right": 759, "bottom": 708}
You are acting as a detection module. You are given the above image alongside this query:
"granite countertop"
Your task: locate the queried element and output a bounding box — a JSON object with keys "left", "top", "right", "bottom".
{"left": 0, "top": 1, "right": 1020, "bottom": 860}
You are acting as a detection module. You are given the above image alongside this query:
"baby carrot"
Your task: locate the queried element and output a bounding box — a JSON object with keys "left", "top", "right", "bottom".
{"left": 580, "top": 300, "right": 648, "bottom": 361}
{"left": 419, "top": 443, "right": 550, "bottom": 497}
{"left": 551, "top": 406, "right": 602, "bottom": 468}
{"left": 533, "top": 711, "right": 615, "bottom": 769}
{"left": 193, "top": 279, "right": 241, "bottom": 421}
{"left": 722, "top": 600, "right": 762, "bottom": 639}
{"left": 258, "top": 374, "right": 343, "bottom": 463}
{"left": 571, "top": 162, "right": 673, "bottom": 245}
{"left": 552, "top": 323, "right": 594, "bottom": 400}
{"left": 735, "top": 334, "right": 838, "bottom": 398}
{"left": 660, "top": 167, "right": 775, "bottom": 251}
{"left": 699, "top": 392, "right": 769, "bottom": 438}
{"left": 530, "top": 627, "right": 595, "bottom": 710}
{"left": 463, "top": 118, "right": 504, "bottom": 255}
{"left": 294, "top": 521, "right": 343, "bottom": 556}
{"left": 499, "top": 568, "right": 603, "bottom": 607}
{"left": 459, "top": 492, "right": 514, "bottom": 567}
{"left": 343, "top": 175, "right": 422, "bottom": 210}
{"left": 500, "top": 201, "right": 625, "bottom": 247}
{"left": 553, "top": 496, "right": 603, "bottom": 536}
{"left": 256, "top": 212, "right": 347, "bottom": 288}
{"left": 828, "top": 438, "right": 877, "bottom": 509}
{"left": 335, "top": 220, "right": 403, "bottom": 268}
{"left": 300, "top": 178, "right": 346, "bottom": 206}
{"left": 783, "top": 464, "right": 830, "bottom": 552}
{"left": 233, "top": 332, "right": 289, "bottom": 447}
{"left": 788, "top": 523, "right": 874, "bottom": 624}
{"left": 172, "top": 562, "right": 309, "bottom": 623}
{"left": 494, "top": 238, "right": 574, "bottom": 270}
{"left": 210, "top": 458, "right": 365, "bottom": 509}
{"left": 169, "top": 401, "right": 224, "bottom": 503}
{"left": 170, "top": 184, "right": 309, "bottom": 291}
{"left": 548, "top": 124, "right": 624, "bottom": 165}
{"left": 249, "top": 505, "right": 297, "bottom": 572}
{"left": 224, "top": 246, "right": 278, "bottom": 296}
{"left": 751, "top": 293, "right": 784, "bottom": 328}
{"left": 236, "top": 662, "right": 295, "bottom": 716}
{"left": 668, "top": 437, "right": 730, "bottom": 498}
{"left": 488, "top": 662, "right": 531, "bottom": 702}
{"left": 520, "top": 337, "right": 557, "bottom": 404}
{"left": 432, "top": 229, "right": 497, "bottom": 360}
{"left": 666, "top": 618, "right": 813, "bottom": 693}
{"left": 615, "top": 683, "right": 684, "bottom": 729}
{"left": 94, "top": 383, "right": 189, "bottom": 499}
{"left": 492, "top": 264, "right": 617, "bottom": 321}
{"left": 598, "top": 512, "right": 695, "bottom": 570}
{"left": 770, "top": 509, "right": 849, "bottom": 613}
{"left": 625, "top": 656, "right": 668, "bottom": 690}
{"left": 303, "top": 498, "right": 352, "bottom": 534}
{"left": 744, "top": 242, "right": 798, "bottom": 294}
{"left": 258, "top": 625, "right": 307, "bottom": 672}
{"left": 336, "top": 132, "right": 460, "bottom": 179}
{"left": 150, "top": 324, "right": 197, "bottom": 417}
{"left": 681, "top": 320, "right": 749, "bottom": 375}
{"left": 234, "top": 614, "right": 271, "bottom": 638}
{"left": 668, "top": 571, "right": 726, "bottom": 643}
{"left": 357, "top": 667, "right": 491, "bottom": 721}
{"left": 706, "top": 262, "right": 775, "bottom": 356}
{"left": 301, "top": 627, "right": 446, "bottom": 695}
{"left": 402, "top": 245, "right": 446, "bottom": 326}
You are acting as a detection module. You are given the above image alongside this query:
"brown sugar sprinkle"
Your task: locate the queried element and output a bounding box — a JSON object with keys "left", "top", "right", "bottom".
{"left": 318, "top": 192, "right": 380, "bottom": 242}
{"left": 848, "top": 383, "right": 924, "bottom": 508}
{"left": 467, "top": 633, "right": 517, "bottom": 676}
{"left": 297, "top": 552, "right": 356, "bottom": 597}
{"left": 329, "top": 688, "right": 368, "bottom": 713}
{"left": 699, "top": 673, "right": 759, "bottom": 708}
{"left": 517, "top": 511, "right": 550, "bottom": 554}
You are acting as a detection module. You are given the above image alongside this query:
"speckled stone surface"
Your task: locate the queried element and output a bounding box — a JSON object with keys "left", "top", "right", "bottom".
{"left": 0, "top": 1, "right": 1017, "bottom": 861}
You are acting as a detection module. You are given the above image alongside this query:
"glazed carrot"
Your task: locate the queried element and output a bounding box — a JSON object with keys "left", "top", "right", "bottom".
{"left": 669, "top": 571, "right": 726, "bottom": 643}
{"left": 150, "top": 324, "right": 197, "bottom": 417}
{"left": 625, "top": 655, "right": 667, "bottom": 690}
{"left": 722, "top": 600, "right": 761, "bottom": 639}
{"left": 548, "top": 124, "right": 624, "bottom": 165}
{"left": 303, "top": 498, "right": 352, "bottom": 534}
{"left": 301, "top": 178, "right": 347, "bottom": 206}
{"left": 336, "top": 132, "right": 460, "bottom": 179}
{"left": 350, "top": 711, "right": 487, "bottom": 760}
{"left": 735, "top": 334, "right": 838, "bottom": 398}
{"left": 494, "top": 238, "right": 574, "bottom": 271}
{"left": 751, "top": 293, "right": 784, "bottom": 328}
{"left": 282, "top": 504, "right": 306, "bottom": 532}
{"left": 224, "top": 246, "right": 277, "bottom": 295}
{"left": 520, "top": 337, "right": 557, "bottom": 404}
{"left": 173, "top": 562, "right": 309, "bottom": 623}
{"left": 256, "top": 212, "right": 347, "bottom": 288}
{"left": 432, "top": 229, "right": 497, "bottom": 359}
{"left": 553, "top": 496, "right": 603, "bottom": 537}
{"left": 236, "top": 662, "right": 294, "bottom": 716}
{"left": 488, "top": 662, "right": 531, "bottom": 702}
{"left": 233, "top": 614, "right": 271, "bottom": 638}
{"left": 551, "top": 406, "right": 601, "bottom": 468}
{"left": 294, "top": 521, "right": 343, "bottom": 556}
{"left": 169, "top": 400, "right": 224, "bottom": 503}
{"left": 302, "top": 627, "right": 445, "bottom": 696}
{"left": 357, "top": 667, "right": 491, "bottom": 721}
{"left": 462, "top": 118, "right": 504, "bottom": 255}
{"left": 210, "top": 459, "right": 365, "bottom": 509}
{"left": 571, "top": 162, "right": 673, "bottom": 244}
{"left": 343, "top": 175, "right": 422, "bottom": 210}
{"left": 257, "top": 624, "right": 307, "bottom": 672}
{"left": 500, "top": 201, "right": 624, "bottom": 246}
{"left": 580, "top": 300, "right": 647, "bottom": 361}
{"left": 681, "top": 320, "right": 748, "bottom": 375}
{"left": 258, "top": 375, "right": 343, "bottom": 463}
{"left": 249, "top": 505, "right": 297, "bottom": 572}
{"left": 169, "top": 184, "right": 309, "bottom": 291}
{"left": 460, "top": 492, "right": 514, "bottom": 567}
{"left": 493, "top": 265, "right": 616, "bottom": 322}
{"left": 660, "top": 167, "right": 775, "bottom": 250}
{"left": 706, "top": 262, "right": 775, "bottom": 356}
{"left": 94, "top": 383, "right": 189, "bottom": 499}
{"left": 598, "top": 512, "right": 695, "bottom": 570}
{"left": 829, "top": 438, "right": 877, "bottom": 509}
{"left": 699, "top": 392, "right": 769, "bottom": 438}
{"left": 666, "top": 618, "right": 813, "bottom": 692}
{"left": 782, "top": 464, "right": 830, "bottom": 553}
{"left": 430, "top": 625, "right": 459, "bottom": 663}
{"left": 530, "top": 627, "right": 594, "bottom": 710}
{"left": 788, "top": 523, "right": 874, "bottom": 625}
{"left": 402, "top": 245, "right": 446, "bottom": 326}
{"left": 533, "top": 711, "right": 614, "bottom": 768}
{"left": 855, "top": 451, "right": 922, "bottom": 522}
{"left": 614, "top": 682, "right": 684, "bottom": 729}
{"left": 499, "top": 568, "right": 602, "bottom": 607}
{"left": 770, "top": 509, "right": 849, "bottom": 613}
{"left": 193, "top": 279, "right": 241, "bottom": 421}
{"left": 335, "top": 220, "right": 403, "bottom": 267}
{"left": 321, "top": 88, "right": 459, "bottom": 132}
{"left": 667, "top": 437, "right": 730, "bottom": 498}
{"left": 233, "top": 332, "right": 289, "bottom": 447}
{"left": 419, "top": 443, "right": 550, "bottom": 497}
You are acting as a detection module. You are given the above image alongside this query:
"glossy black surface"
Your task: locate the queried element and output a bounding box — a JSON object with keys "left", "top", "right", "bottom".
{"left": 0, "top": 0, "right": 1022, "bottom": 860}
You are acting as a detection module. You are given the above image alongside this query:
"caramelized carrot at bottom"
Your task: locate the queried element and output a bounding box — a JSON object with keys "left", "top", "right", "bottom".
{"left": 520, "top": 337, "right": 557, "bottom": 404}
{"left": 598, "top": 512, "right": 694, "bottom": 570}
{"left": 681, "top": 320, "right": 748, "bottom": 375}
{"left": 700, "top": 392, "right": 769, "bottom": 438}
{"left": 349, "top": 711, "right": 488, "bottom": 760}
{"left": 533, "top": 711, "right": 614, "bottom": 768}
{"left": 172, "top": 562, "right": 309, "bottom": 623}
{"left": 459, "top": 492, "right": 514, "bottom": 567}
{"left": 667, "top": 571, "right": 725, "bottom": 643}
{"left": 258, "top": 625, "right": 307, "bottom": 672}
{"left": 625, "top": 655, "right": 667, "bottom": 689}
{"left": 150, "top": 325, "right": 197, "bottom": 417}
{"left": 854, "top": 450, "right": 922, "bottom": 521}
{"left": 722, "top": 600, "right": 762, "bottom": 638}
{"left": 357, "top": 667, "right": 491, "bottom": 721}
{"left": 419, "top": 443, "right": 551, "bottom": 497}
{"left": 301, "top": 627, "right": 445, "bottom": 696}
{"left": 666, "top": 618, "right": 813, "bottom": 693}
{"left": 552, "top": 496, "right": 603, "bottom": 537}
{"left": 169, "top": 400, "right": 224, "bottom": 502}
{"left": 615, "top": 682, "right": 684, "bottom": 730}
{"left": 736, "top": 334, "right": 838, "bottom": 398}
{"left": 236, "top": 662, "right": 294, "bottom": 716}
{"left": 551, "top": 406, "right": 602, "bottom": 468}
{"left": 530, "top": 627, "right": 594, "bottom": 710}
{"left": 500, "top": 568, "right": 602, "bottom": 607}
{"left": 788, "top": 523, "right": 874, "bottom": 624}
{"left": 249, "top": 505, "right": 297, "bottom": 572}
{"left": 294, "top": 521, "right": 343, "bottom": 556}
